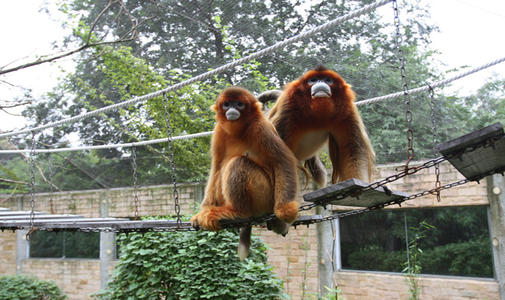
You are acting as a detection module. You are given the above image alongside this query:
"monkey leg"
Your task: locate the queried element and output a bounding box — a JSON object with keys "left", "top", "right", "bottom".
{"left": 304, "top": 155, "right": 328, "bottom": 187}
{"left": 194, "top": 156, "right": 274, "bottom": 231}
{"left": 223, "top": 156, "right": 274, "bottom": 217}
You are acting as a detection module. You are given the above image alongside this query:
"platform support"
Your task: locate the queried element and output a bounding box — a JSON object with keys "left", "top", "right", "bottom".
{"left": 487, "top": 174, "right": 505, "bottom": 300}
{"left": 317, "top": 205, "right": 334, "bottom": 297}
{"left": 99, "top": 191, "right": 116, "bottom": 289}
{"left": 16, "top": 229, "right": 29, "bottom": 274}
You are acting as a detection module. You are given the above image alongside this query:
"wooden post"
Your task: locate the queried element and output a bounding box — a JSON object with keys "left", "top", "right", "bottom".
{"left": 487, "top": 174, "right": 505, "bottom": 300}
{"left": 317, "top": 205, "right": 334, "bottom": 297}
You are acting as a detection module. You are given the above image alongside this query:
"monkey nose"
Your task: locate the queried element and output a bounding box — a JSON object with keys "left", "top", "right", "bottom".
{"left": 225, "top": 108, "right": 241, "bottom": 120}
{"left": 311, "top": 82, "right": 331, "bottom": 98}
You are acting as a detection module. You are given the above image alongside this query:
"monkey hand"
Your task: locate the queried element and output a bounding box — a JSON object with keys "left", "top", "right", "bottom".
{"left": 274, "top": 201, "right": 299, "bottom": 224}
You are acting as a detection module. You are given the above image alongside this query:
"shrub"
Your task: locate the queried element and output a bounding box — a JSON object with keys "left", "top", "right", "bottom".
{"left": 94, "top": 229, "right": 287, "bottom": 299}
{"left": 0, "top": 274, "right": 67, "bottom": 300}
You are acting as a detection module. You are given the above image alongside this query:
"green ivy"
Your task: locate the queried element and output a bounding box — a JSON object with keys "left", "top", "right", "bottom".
{"left": 0, "top": 275, "right": 67, "bottom": 300}
{"left": 94, "top": 229, "right": 287, "bottom": 299}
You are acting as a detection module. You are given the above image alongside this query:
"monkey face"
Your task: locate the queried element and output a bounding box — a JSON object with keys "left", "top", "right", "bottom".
{"left": 214, "top": 87, "right": 263, "bottom": 125}
{"left": 288, "top": 68, "right": 355, "bottom": 119}
{"left": 222, "top": 100, "right": 245, "bottom": 121}
{"left": 307, "top": 76, "right": 334, "bottom": 98}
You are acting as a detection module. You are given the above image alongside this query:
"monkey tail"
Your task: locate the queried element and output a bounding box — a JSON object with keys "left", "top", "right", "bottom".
{"left": 238, "top": 225, "right": 252, "bottom": 261}
{"left": 297, "top": 164, "right": 311, "bottom": 189}
{"left": 304, "top": 156, "right": 328, "bottom": 187}
{"left": 257, "top": 90, "right": 282, "bottom": 105}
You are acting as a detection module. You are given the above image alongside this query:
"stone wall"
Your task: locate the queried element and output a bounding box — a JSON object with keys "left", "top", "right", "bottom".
{"left": 0, "top": 161, "right": 500, "bottom": 299}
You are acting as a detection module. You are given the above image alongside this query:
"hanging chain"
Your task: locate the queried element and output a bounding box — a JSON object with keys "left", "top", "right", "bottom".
{"left": 132, "top": 146, "right": 140, "bottom": 220}
{"left": 48, "top": 154, "right": 55, "bottom": 214}
{"left": 162, "top": 93, "right": 181, "bottom": 227}
{"left": 428, "top": 85, "right": 442, "bottom": 202}
{"left": 393, "top": 0, "right": 414, "bottom": 169}
{"left": 27, "top": 132, "right": 37, "bottom": 240}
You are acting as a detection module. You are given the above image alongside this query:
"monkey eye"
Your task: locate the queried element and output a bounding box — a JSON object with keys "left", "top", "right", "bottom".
{"left": 222, "top": 102, "right": 230, "bottom": 109}
{"left": 307, "top": 78, "right": 318, "bottom": 85}
{"left": 323, "top": 77, "right": 334, "bottom": 85}
{"left": 236, "top": 102, "right": 245, "bottom": 109}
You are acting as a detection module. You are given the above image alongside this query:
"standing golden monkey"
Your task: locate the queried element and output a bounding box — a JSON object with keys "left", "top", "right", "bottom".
{"left": 259, "top": 67, "right": 376, "bottom": 186}
{"left": 191, "top": 87, "right": 299, "bottom": 260}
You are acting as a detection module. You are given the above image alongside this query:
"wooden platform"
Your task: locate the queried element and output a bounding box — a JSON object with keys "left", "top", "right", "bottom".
{"left": 0, "top": 208, "right": 324, "bottom": 232}
{"left": 303, "top": 178, "right": 408, "bottom": 207}
{"left": 437, "top": 122, "right": 505, "bottom": 180}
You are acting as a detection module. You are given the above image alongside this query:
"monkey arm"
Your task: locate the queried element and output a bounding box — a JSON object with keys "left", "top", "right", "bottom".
{"left": 200, "top": 128, "right": 227, "bottom": 208}
{"left": 329, "top": 111, "right": 376, "bottom": 183}
{"left": 249, "top": 121, "right": 299, "bottom": 223}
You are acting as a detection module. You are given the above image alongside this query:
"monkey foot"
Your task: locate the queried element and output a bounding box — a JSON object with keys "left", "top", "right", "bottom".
{"left": 274, "top": 201, "right": 299, "bottom": 224}
{"left": 191, "top": 208, "right": 233, "bottom": 231}
{"left": 266, "top": 218, "right": 290, "bottom": 236}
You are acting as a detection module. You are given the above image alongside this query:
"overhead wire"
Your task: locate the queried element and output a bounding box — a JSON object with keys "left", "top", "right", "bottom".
{"left": 1, "top": 55, "right": 504, "bottom": 154}
{"left": 0, "top": 0, "right": 391, "bottom": 140}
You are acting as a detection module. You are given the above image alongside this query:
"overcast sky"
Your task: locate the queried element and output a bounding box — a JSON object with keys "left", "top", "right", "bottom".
{"left": 1, "top": 0, "right": 504, "bottom": 132}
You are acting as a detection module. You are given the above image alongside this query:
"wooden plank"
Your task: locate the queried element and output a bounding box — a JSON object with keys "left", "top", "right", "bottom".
{"left": 0, "top": 211, "right": 43, "bottom": 217}
{"left": 0, "top": 219, "right": 192, "bottom": 231}
{"left": 293, "top": 215, "right": 323, "bottom": 226}
{"left": 303, "top": 178, "right": 408, "bottom": 207}
{"left": 0, "top": 217, "right": 127, "bottom": 225}
{"left": 437, "top": 122, "right": 505, "bottom": 180}
{"left": 0, "top": 214, "right": 82, "bottom": 220}
{"left": 437, "top": 122, "right": 503, "bottom": 154}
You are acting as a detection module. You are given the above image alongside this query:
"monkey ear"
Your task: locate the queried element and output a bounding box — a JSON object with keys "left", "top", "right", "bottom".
{"left": 211, "top": 104, "right": 217, "bottom": 112}
{"left": 344, "top": 83, "right": 356, "bottom": 102}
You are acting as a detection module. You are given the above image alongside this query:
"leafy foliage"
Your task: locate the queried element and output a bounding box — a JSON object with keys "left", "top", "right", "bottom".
{"left": 94, "top": 228, "right": 286, "bottom": 300}
{"left": 0, "top": 275, "right": 67, "bottom": 300}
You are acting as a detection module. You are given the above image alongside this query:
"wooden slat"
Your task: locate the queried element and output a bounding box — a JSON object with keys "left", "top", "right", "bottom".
{"left": 437, "top": 122, "right": 505, "bottom": 180}
{"left": 303, "top": 178, "right": 408, "bottom": 207}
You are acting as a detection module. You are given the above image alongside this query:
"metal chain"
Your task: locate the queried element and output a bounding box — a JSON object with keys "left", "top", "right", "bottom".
{"left": 162, "top": 93, "right": 181, "bottom": 227}
{"left": 428, "top": 85, "right": 442, "bottom": 201}
{"left": 393, "top": 0, "right": 414, "bottom": 169}
{"left": 27, "top": 132, "right": 37, "bottom": 240}
{"left": 14, "top": 132, "right": 503, "bottom": 233}
{"left": 132, "top": 146, "right": 140, "bottom": 220}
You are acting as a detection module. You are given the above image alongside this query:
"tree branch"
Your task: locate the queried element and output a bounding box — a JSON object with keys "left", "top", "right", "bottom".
{"left": 0, "top": 1, "right": 143, "bottom": 76}
{"left": 0, "top": 177, "right": 28, "bottom": 185}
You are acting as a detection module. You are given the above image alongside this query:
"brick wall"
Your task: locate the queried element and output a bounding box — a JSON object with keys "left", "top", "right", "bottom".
{"left": 1, "top": 183, "right": 203, "bottom": 218}
{"left": 256, "top": 226, "right": 319, "bottom": 300}
{"left": 0, "top": 161, "right": 500, "bottom": 299}
{"left": 0, "top": 231, "right": 17, "bottom": 276}
{"left": 21, "top": 259, "right": 101, "bottom": 299}
{"left": 336, "top": 271, "right": 499, "bottom": 300}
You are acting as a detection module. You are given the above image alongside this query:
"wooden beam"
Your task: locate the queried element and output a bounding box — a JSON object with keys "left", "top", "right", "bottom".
{"left": 303, "top": 178, "right": 407, "bottom": 207}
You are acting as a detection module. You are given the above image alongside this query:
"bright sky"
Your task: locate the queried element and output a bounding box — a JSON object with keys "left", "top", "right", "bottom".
{"left": 0, "top": 0, "right": 504, "bottom": 133}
